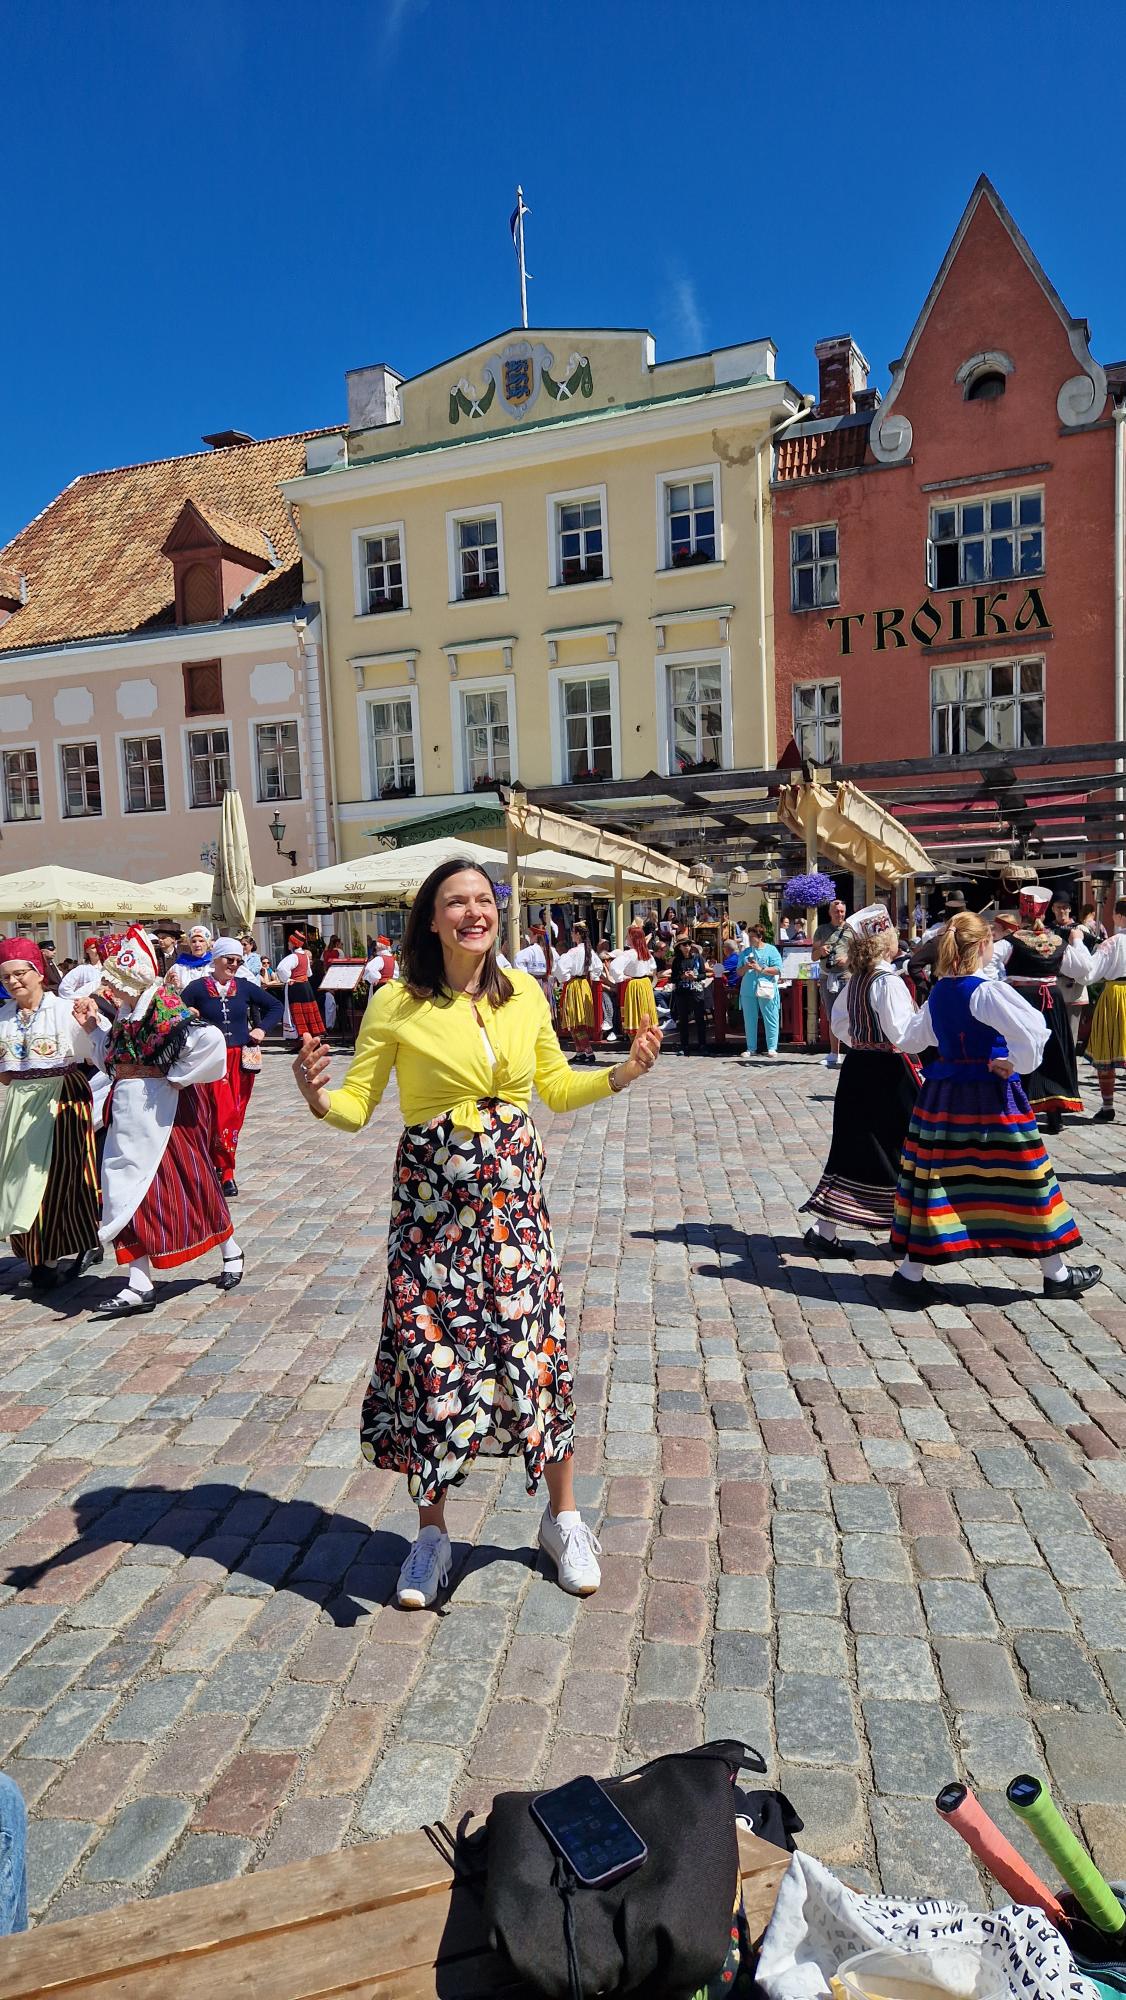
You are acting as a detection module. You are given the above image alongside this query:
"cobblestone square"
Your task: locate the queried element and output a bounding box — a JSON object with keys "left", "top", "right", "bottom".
{"left": 2, "top": 1047, "right": 1126, "bottom": 1923}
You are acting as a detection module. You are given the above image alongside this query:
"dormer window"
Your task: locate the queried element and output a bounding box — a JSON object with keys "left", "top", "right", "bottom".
{"left": 966, "top": 371, "right": 1006, "bottom": 402}
{"left": 956, "top": 351, "right": 1014, "bottom": 404}
{"left": 161, "top": 499, "right": 273, "bottom": 627}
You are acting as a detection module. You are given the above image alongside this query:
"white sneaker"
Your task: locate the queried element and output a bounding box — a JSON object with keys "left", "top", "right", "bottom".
{"left": 738, "top": 1050, "right": 755, "bottom": 1065}
{"left": 538, "top": 1508, "right": 602, "bottom": 1596}
{"left": 396, "top": 1526, "right": 452, "bottom": 1609}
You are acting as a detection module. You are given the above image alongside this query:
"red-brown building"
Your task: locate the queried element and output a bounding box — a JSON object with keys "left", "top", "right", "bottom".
{"left": 772, "top": 178, "right": 1124, "bottom": 852}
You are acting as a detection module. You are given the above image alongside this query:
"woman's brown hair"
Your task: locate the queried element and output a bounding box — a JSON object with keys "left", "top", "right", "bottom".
{"left": 399, "top": 859, "right": 514, "bottom": 1007}
{"left": 845, "top": 926, "right": 897, "bottom": 976}
{"left": 936, "top": 910, "right": 991, "bottom": 978}
{"left": 572, "top": 920, "right": 593, "bottom": 978}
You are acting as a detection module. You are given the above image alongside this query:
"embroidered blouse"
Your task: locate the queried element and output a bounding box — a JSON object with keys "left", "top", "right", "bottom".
{"left": 0, "top": 991, "right": 101, "bottom": 1075}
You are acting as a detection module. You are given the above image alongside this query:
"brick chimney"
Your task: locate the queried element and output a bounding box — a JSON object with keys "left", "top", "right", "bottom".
{"left": 814, "top": 336, "right": 870, "bottom": 418}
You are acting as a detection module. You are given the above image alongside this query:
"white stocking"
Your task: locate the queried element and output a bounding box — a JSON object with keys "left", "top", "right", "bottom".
{"left": 127, "top": 1260, "right": 154, "bottom": 1297}
{"left": 222, "top": 1237, "right": 243, "bottom": 1266}
{"left": 1039, "top": 1252, "right": 1068, "bottom": 1282}
{"left": 896, "top": 1257, "right": 926, "bottom": 1283}
{"left": 815, "top": 1218, "right": 838, "bottom": 1241}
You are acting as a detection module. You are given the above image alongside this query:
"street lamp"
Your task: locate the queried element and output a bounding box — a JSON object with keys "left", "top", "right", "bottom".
{"left": 268, "top": 810, "right": 298, "bottom": 869}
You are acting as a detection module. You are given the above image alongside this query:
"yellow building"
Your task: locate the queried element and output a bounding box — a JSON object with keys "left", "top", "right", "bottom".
{"left": 281, "top": 328, "right": 804, "bottom": 860}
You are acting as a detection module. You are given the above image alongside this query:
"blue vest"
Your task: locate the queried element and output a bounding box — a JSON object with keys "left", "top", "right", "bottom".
{"left": 926, "top": 976, "right": 1008, "bottom": 1076}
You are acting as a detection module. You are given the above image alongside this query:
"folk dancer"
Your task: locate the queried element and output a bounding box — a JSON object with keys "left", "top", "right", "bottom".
{"left": 607, "top": 923, "right": 659, "bottom": 1035}
{"left": 180, "top": 937, "right": 283, "bottom": 1196}
{"left": 990, "top": 885, "right": 1085, "bottom": 1133}
{"left": 0, "top": 938, "right": 101, "bottom": 1291}
{"left": 514, "top": 920, "right": 553, "bottom": 996}
{"left": 550, "top": 922, "right": 604, "bottom": 1065}
{"left": 801, "top": 904, "right": 920, "bottom": 1258}
{"left": 277, "top": 932, "right": 326, "bottom": 1045}
{"left": 58, "top": 937, "right": 109, "bottom": 999}
{"left": 738, "top": 923, "right": 783, "bottom": 1061}
{"left": 77, "top": 927, "right": 243, "bottom": 1317}
{"left": 889, "top": 912, "right": 1099, "bottom": 1307}
{"left": 1062, "top": 900, "right": 1126, "bottom": 1121}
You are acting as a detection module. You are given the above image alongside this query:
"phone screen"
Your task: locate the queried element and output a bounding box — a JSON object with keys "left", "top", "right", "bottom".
{"left": 531, "top": 1776, "right": 647, "bottom": 1886}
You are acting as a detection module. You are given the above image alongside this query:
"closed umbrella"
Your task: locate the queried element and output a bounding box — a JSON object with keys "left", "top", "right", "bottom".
{"left": 211, "top": 791, "right": 257, "bottom": 934}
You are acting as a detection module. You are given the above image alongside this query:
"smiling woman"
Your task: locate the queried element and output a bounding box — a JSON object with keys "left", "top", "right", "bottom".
{"left": 292, "top": 858, "right": 662, "bottom": 1613}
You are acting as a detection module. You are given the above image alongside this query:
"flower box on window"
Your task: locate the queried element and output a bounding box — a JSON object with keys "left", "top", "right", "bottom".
{"left": 561, "top": 555, "right": 604, "bottom": 585}
{"left": 378, "top": 778, "right": 416, "bottom": 800}
{"left": 672, "top": 546, "right": 715, "bottom": 569}
{"left": 462, "top": 576, "right": 499, "bottom": 600}
{"left": 367, "top": 592, "right": 403, "bottom": 614}
{"left": 472, "top": 772, "right": 502, "bottom": 791}
{"left": 677, "top": 755, "right": 721, "bottom": 775}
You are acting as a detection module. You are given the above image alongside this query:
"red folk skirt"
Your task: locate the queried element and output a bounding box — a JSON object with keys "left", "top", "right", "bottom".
{"left": 288, "top": 981, "right": 325, "bottom": 1039}
{"left": 113, "top": 1085, "right": 233, "bottom": 1270}
{"left": 211, "top": 1046, "right": 257, "bottom": 1180}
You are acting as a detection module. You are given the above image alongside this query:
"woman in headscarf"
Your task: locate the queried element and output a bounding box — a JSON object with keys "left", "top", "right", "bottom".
{"left": 166, "top": 924, "right": 214, "bottom": 995}
{"left": 73, "top": 927, "right": 243, "bottom": 1316}
{"left": 276, "top": 931, "right": 326, "bottom": 1045}
{"left": 0, "top": 938, "right": 102, "bottom": 1291}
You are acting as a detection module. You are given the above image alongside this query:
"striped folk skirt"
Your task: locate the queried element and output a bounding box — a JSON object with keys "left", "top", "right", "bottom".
{"left": 803, "top": 1047, "right": 920, "bottom": 1231}
{"left": 112, "top": 1084, "right": 233, "bottom": 1271}
{"left": 890, "top": 1066, "right": 1081, "bottom": 1263}
{"left": 621, "top": 975, "right": 658, "bottom": 1033}
{"left": 11, "top": 1070, "right": 100, "bottom": 1269}
{"left": 287, "top": 981, "right": 325, "bottom": 1040}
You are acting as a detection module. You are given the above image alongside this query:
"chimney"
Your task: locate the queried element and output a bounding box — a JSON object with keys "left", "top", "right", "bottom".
{"left": 814, "top": 336, "right": 870, "bottom": 418}
{"left": 854, "top": 387, "right": 881, "bottom": 414}
{"left": 346, "top": 363, "right": 403, "bottom": 432}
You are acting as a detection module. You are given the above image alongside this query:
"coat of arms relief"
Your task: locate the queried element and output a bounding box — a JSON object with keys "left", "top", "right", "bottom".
{"left": 448, "top": 340, "right": 594, "bottom": 425}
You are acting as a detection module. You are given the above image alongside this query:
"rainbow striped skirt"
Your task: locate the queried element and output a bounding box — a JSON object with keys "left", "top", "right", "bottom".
{"left": 890, "top": 1067, "right": 1081, "bottom": 1263}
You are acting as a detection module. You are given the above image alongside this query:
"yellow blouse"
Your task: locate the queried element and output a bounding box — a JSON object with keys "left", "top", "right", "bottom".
{"left": 323, "top": 968, "right": 614, "bottom": 1135}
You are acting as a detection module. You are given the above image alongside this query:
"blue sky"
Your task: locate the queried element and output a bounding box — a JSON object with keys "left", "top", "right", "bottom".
{"left": 3, "top": 0, "right": 1122, "bottom": 548}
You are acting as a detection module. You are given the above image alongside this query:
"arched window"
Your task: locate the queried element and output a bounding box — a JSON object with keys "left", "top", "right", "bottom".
{"left": 965, "top": 370, "right": 1006, "bottom": 403}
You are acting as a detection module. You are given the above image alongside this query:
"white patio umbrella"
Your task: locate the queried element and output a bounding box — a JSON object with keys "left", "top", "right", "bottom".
{"left": 0, "top": 865, "right": 194, "bottom": 921}
{"left": 211, "top": 790, "right": 257, "bottom": 934}
{"left": 140, "top": 873, "right": 285, "bottom": 915}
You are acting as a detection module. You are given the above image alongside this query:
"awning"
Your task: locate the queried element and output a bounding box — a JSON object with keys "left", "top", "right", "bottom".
{"left": 140, "top": 873, "right": 286, "bottom": 915}
{"left": 501, "top": 790, "right": 695, "bottom": 893}
{"left": 777, "top": 779, "right": 935, "bottom": 885}
{"left": 0, "top": 866, "right": 196, "bottom": 921}
{"left": 266, "top": 837, "right": 650, "bottom": 909}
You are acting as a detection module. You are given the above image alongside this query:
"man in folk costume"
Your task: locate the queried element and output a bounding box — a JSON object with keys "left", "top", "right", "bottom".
{"left": 801, "top": 903, "right": 921, "bottom": 1258}
{"left": 276, "top": 931, "right": 325, "bottom": 1045}
{"left": 0, "top": 938, "right": 102, "bottom": 1291}
{"left": 179, "top": 937, "right": 283, "bottom": 1196}
{"left": 991, "top": 885, "right": 1086, "bottom": 1134}
{"left": 73, "top": 927, "right": 245, "bottom": 1317}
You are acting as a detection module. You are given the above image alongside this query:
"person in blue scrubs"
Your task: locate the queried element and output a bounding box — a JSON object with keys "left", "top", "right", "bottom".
{"left": 738, "top": 924, "right": 783, "bottom": 1060}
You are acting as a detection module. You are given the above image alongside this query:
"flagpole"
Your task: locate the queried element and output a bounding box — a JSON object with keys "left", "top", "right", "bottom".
{"left": 516, "top": 185, "right": 528, "bottom": 329}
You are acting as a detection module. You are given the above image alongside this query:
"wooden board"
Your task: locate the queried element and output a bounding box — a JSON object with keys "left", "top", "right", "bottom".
{"left": 0, "top": 1827, "right": 788, "bottom": 1999}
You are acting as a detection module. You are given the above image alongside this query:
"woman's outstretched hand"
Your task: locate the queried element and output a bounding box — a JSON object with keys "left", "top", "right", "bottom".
{"left": 613, "top": 1024, "right": 663, "bottom": 1089}
{"left": 293, "top": 1033, "right": 332, "bottom": 1117}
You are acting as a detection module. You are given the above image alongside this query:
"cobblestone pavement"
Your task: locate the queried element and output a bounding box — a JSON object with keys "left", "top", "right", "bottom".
{"left": 2, "top": 1046, "right": 1126, "bottom": 1925}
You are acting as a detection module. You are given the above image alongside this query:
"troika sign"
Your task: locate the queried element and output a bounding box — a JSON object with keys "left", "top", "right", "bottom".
{"left": 826, "top": 587, "right": 1051, "bottom": 656}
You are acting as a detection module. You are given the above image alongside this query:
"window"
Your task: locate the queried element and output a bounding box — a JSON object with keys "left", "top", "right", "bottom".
{"left": 60, "top": 741, "right": 101, "bottom": 818}
{"left": 122, "top": 735, "right": 166, "bottom": 813}
{"left": 668, "top": 662, "right": 723, "bottom": 772}
{"left": 561, "top": 676, "right": 613, "bottom": 781}
{"left": 188, "top": 726, "right": 232, "bottom": 808}
{"left": 661, "top": 471, "right": 717, "bottom": 568}
{"left": 556, "top": 496, "right": 604, "bottom": 585}
{"left": 966, "top": 371, "right": 1006, "bottom": 402}
{"left": 790, "top": 525, "right": 839, "bottom": 610}
{"left": 458, "top": 516, "right": 499, "bottom": 598}
{"left": 929, "top": 491, "right": 1043, "bottom": 589}
{"left": 183, "top": 660, "right": 224, "bottom": 715}
{"left": 368, "top": 697, "right": 416, "bottom": 798}
{"left": 255, "top": 720, "right": 300, "bottom": 802}
{"left": 462, "top": 689, "right": 511, "bottom": 787}
{"left": 1, "top": 748, "right": 40, "bottom": 822}
{"left": 931, "top": 658, "right": 1044, "bottom": 756}
{"left": 360, "top": 529, "right": 405, "bottom": 613}
{"left": 793, "top": 682, "right": 841, "bottom": 763}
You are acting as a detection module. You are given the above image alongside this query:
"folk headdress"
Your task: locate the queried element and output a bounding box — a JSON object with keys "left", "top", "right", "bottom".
{"left": 846, "top": 903, "right": 896, "bottom": 940}
{"left": 1019, "top": 886, "right": 1052, "bottom": 925}
{"left": 103, "top": 926, "right": 162, "bottom": 997}
{"left": 103, "top": 926, "right": 194, "bottom": 1077}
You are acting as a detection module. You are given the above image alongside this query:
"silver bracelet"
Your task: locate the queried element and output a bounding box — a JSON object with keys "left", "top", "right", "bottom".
{"left": 608, "top": 1065, "right": 627, "bottom": 1093}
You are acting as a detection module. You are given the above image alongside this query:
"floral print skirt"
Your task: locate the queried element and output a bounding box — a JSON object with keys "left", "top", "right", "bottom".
{"left": 360, "top": 1101, "right": 575, "bottom": 1504}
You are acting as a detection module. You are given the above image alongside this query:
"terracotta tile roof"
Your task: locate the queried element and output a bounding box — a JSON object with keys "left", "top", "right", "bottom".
{"left": 175, "top": 502, "right": 274, "bottom": 567}
{"left": 773, "top": 417, "right": 872, "bottom": 484}
{"left": 0, "top": 567, "right": 21, "bottom": 605}
{"left": 0, "top": 428, "right": 340, "bottom": 654}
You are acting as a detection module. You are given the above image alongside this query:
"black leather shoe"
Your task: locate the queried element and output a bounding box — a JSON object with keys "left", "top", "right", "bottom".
{"left": 1044, "top": 1111, "right": 1062, "bottom": 1135}
{"left": 217, "top": 1261, "right": 244, "bottom": 1292}
{"left": 221, "top": 1178, "right": 239, "bottom": 1197}
{"left": 28, "top": 1266, "right": 61, "bottom": 1292}
{"left": 91, "top": 1292, "right": 157, "bottom": 1319}
{"left": 1043, "top": 1264, "right": 1102, "bottom": 1299}
{"left": 889, "top": 1270, "right": 938, "bottom": 1308}
{"left": 66, "top": 1246, "right": 101, "bottom": 1284}
{"left": 1092, "top": 1106, "right": 1116, "bottom": 1123}
{"left": 803, "top": 1226, "right": 855, "bottom": 1261}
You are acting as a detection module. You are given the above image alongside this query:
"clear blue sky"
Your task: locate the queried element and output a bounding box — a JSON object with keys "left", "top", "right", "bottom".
{"left": 3, "top": 0, "right": 1122, "bottom": 549}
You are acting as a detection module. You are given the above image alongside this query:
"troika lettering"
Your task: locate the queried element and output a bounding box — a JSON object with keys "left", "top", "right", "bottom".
{"left": 827, "top": 588, "right": 1051, "bottom": 655}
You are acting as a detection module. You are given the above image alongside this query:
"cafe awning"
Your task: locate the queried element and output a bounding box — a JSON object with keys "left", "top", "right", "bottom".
{"left": 0, "top": 866, "right": 196, "bottom": 921}
{"left": 777, "top": 778, "right": 935, "bottom": 886}
{"left": 361, "top": 792, "right": 694, "bottom": 896}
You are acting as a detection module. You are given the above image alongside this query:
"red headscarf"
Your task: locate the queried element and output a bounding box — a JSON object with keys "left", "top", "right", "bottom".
{"left": 0, "top": 937, "right": 46, "bottom": 977}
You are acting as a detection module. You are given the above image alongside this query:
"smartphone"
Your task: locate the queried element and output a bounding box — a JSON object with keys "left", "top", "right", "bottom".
{"left": 530, "top": 1775, "right": 648, "bottom": 1888}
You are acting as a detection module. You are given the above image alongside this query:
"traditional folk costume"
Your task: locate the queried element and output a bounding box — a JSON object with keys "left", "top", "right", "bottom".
{"left": 738, "top": 940, "right": 784, "bottom": 1057}
{"left": 92, "top": 927, "right": 242, "bottom": 1316}
{"left": 181, "top": 944, "right": 283, "bottom": 1190}
{"left": 891, "top": 974, "right": 1081, "bottom": 1271}
{"left": 0, "top": 939, "right": 101, "bottom": 1288}
{"left": 514, "top": 932, "right": 552, "bottom": 997}
{"left": 277, "top": 934, "right": 325, "bottom": 1043}
{"left": 607, "top": 944, "right": 659, "bottom": 1033}
{"left": 992, "top": 888, "right": 1084, "bottom": 1128}
{"left": 324, "top": 968, "right": 615, "bottom": 1504}
{"left": 166, "top": 941, "right": 213, "bottom": 995}
{"left": 58, "top": 939, "right": 110, "bottom": 1000}
{"left": 550, "top": 942, "right": 604, "bottom": 1063}
{"left": 802, "top": 906, "right": 919, "bottom": 1251}
{"left": 1065, "top": 924, "right": 1126, "bottom": 1119}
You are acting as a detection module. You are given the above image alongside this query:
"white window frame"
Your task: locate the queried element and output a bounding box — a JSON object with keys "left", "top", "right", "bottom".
{"left": 55, "top": 736, "right": 104, "bottom": 821}
{"left": 547, "top": 661, "right": 622, "bottom": 785}
{"left": 357, "top": 684, "right": 423, "bottom": 802}
{"left": 653, "top": 646, "right": 733, "bottom": 777}
{"left": 0, "top": 741, "right": 44, "bottom": 824}
{"left": 446, "top": 503, "right": 506, "bottom": 604}
{"left": 930, "top": 656, "right": 1046, "bottom": 757}
{"left": 927, "top": 487, "right": 1045, "bottom": 591}
{"left": 654, "top": 460, "right": 723, "bottom": 572}
{"left": 449, "top": 674, "right": 518, "bottom": 793}
{"left": 792, "top": 680, "right": 842, "bottom": 764}
{"left": 790, "top": 523, "right": 840, "bottom": 611}
{"left": 181, "top": 721, "right": 235, "bottom": 812}
{"left": 545, "top": 481, "right": 610, "bottom": 590}
{"left": 351, "top": 519, "right": 409, "bottom": 618}
{"left": 116, "top": 727, "right": 170, "bottom": 817}
{"left": 250, "top": 714, "right": 303, "bottom": 805}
